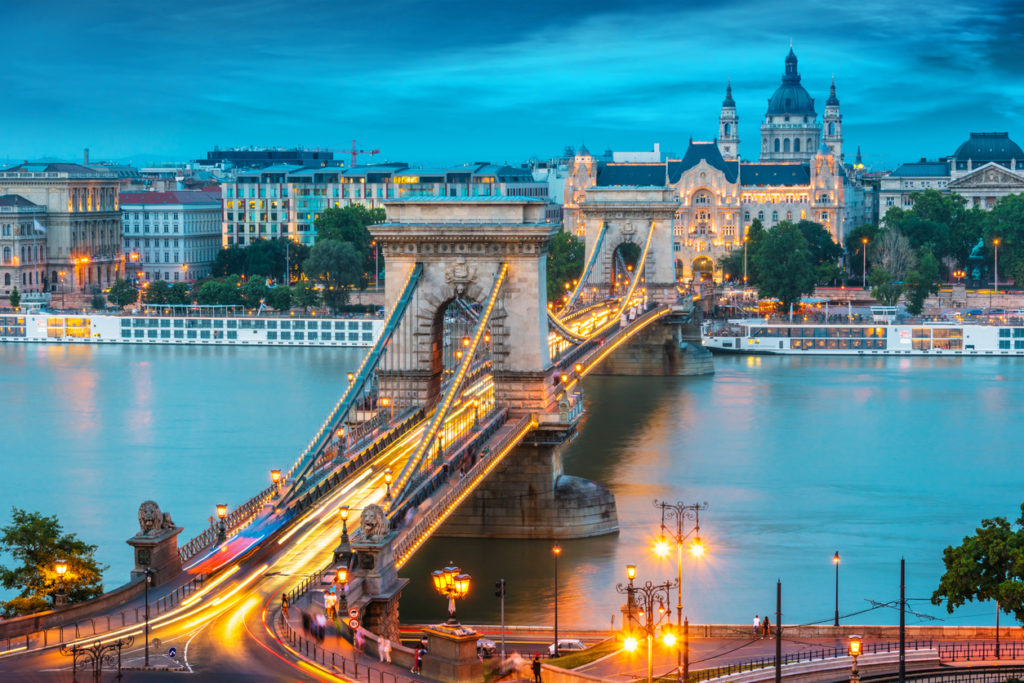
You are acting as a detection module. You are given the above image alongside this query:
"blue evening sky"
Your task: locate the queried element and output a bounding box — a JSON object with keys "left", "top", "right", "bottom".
{"left": 1, "top": 0, "right": 1020, "bottom": 170}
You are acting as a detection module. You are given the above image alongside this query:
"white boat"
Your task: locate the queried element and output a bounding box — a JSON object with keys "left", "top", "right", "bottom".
{"left": 701, "top": 318, "right": 1024, "bottom": 356}
{"left": 0, "top": 312, "right": 384, "bottom": 347}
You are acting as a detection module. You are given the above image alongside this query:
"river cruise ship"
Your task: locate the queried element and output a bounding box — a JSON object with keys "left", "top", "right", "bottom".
{"left": 0, "top": 312, "right": 383, "bottom": 347}
{"left": 702, "top": 318, "right": 1024, "bottom": 356}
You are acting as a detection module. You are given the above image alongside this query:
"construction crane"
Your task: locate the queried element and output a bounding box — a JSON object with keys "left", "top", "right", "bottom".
{"left": 350, "top": 140, "right": 380, "bottom": 167}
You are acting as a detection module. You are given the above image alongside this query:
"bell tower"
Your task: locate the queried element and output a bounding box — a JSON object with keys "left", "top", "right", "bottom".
{"left": 823, "top": 77, "right": 843, "bottom": 161}
{"left": 718, "top": 81, "right": 740, "bottom": 161}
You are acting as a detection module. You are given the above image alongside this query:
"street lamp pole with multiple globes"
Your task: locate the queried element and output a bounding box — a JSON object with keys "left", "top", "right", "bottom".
{"left": 652, "top": 500, "right": 707, "bottom": 683}
{"left": 617, "top": 565, "right": 677, "bottom": 683}
{"left": 431, "top": 564, "right": 471, "bottom": 626}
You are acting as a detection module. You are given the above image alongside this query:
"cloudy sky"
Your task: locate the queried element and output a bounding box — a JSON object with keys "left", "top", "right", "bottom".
{"left": 2, "top": 0, "right": 1021, "bottom": 170}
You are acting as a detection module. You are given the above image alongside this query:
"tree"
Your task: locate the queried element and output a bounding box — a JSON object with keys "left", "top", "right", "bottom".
{"left": 303, "top": 240, "right": 363, "bottom": 312}
{"left": 107, "top": 279, "right": 138, "bottom": 308}
{"left": 240, "top": 278, "right": 270, "bottom": 309}
{"left": 754, "top": 222, "right": 816, "bottom": 310}
{"left": 167, "top": 283, "right": 190, "bottom": 306}
{"left": 932, "top": 504, "right": 1024, "bottom": 624}
{"left": 212, "top": 246, "right": 247, "bottom": 277}
{"left": 872, "top": 230, "right": 916, "bottom": 282}
{"left": 8, "top": 286, "right": 20, "bottom": 309}
{"left": 143, "top": 280, "right": 171, "bottom": 305}
{"left": 293, "top": 281, "right": 320, "bottom": 312}
{"left": 985, "top": 194, "right": 1024, "bottom": 287}
{"left": 90, "top": 293, "right": 106, "bottom": 310}
{"left": 869, "top": 267, "right": 904, "bottom": 306}
{"left": 546, "top": 230, "right": 585, "bottom": 302}
{"left": 795, "top": 220, "right": 843, "bottom": 270}
{"left": 743, "top": 218, "right": 768, "bottom": 285}
{"left": 267, "top": 285, "right": 293, "bottom": 312}
{"left": 904, "top": 251, "right": 941, "bottom": 315}
{"left": 0, "top": 508, "right": 106, "bottom": 617}
{"left": 314, "top": 205, "right": 386, "bottom": 278}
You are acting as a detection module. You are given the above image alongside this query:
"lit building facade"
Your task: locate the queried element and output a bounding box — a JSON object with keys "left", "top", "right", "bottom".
{"left": 566, "top": 48, "right": 852, "bottom": 281}
{"left": 222, "top": 162, "right": 549, "bottom": 247}
{"left": 0, "top": 195, "right": 47, "bottom": 296}
{"left": 120, "top": 191, "right": 222, "bottom": 283}
{"left": 0, "top": 163, "right": 122, "bottom": 292}
{"left": 879, "top": 132, "right": 1024, "bottom": 220}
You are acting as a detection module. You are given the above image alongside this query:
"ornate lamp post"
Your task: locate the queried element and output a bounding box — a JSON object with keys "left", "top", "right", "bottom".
{"left": 380, "top": 396, "right": 392, "bottom": 420}
{"left": 384, "top": 469, "right": 393, "bottom": 501}
{"left": 553, "top": 543, "right": 562, "bottom": 657}
{"left": 216, "top": 504, "right": 228, "bottom": 544}
{"left": 431, "top": 564, "right": 471, "bottom": 626}
{"left": 143, "top": 567, "right": 155, "bottom": 666}
{"left": 652, "top": 500, "right": 708, "bottom": 683}
{"left": 617, "top": 566, "right": 677, "bottom": 683}
{"left": 848, "top": 635, "right": 862, "bottom": 683}
{"left": 54, "top": 559, "right": 68, "bottom": 608}
{"left": 271, "top": 469, "right": 282, "bottom": 495}
{"left": 334, "top": 505, "right": 351, "bottom": 565}
{"left": 994, "top": 238, "right": 1001, "bottom": 292}
{"left": 861, "top": 237, "right": 869, "bottom": 289}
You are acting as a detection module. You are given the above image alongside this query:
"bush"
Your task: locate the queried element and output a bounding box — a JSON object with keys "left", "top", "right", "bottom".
{"left": 91, "top": 293, "right": 106, "bottom": 310}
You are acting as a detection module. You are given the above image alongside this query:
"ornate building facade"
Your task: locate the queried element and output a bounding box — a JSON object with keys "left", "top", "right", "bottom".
{"left": 565, "top": 48, "right": 853, "bottom": 282}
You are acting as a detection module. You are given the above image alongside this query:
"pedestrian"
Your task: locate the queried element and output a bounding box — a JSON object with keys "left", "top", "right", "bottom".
{"left": 281, "top": 592, "right": 289, "bottom": 619}
{"left": 532, "top": 654, "right": 542, "bottom": 683}
{"left": 412, "top": 646, "right": 423, "bottom": 674}
{"left": 354, "top": 628, "right": 365, "bottom": 653}
{"left": 762, "top": 615, "right": 771, "bottom": 638}
{"left": 419, "top": 635, "right": 429, "bottom": 652}
{"left": 314, "top": 613, "right": 326, "bottom": 642}
{"left": 381, "top": 637, "right": 392, "bottom": 663}
{"left": 752, "top": 614, "right": 760, "bottom": 638}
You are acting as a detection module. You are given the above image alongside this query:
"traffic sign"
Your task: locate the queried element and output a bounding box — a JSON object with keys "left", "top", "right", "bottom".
{"left": 348, "top": 606, "right": 359, "bottom": 619}
{"left": 348, "top": 618, "right": 359, "bottom": 630}
{"left": 168, "top": 647, "right": 177, "bottom": 659}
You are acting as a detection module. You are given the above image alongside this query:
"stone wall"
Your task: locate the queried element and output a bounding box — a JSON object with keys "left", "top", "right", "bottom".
{"left": 593, "top": 321, "right": 714, "bottom": 376}
{"left": 436, "top": 428, "right": 618, "bottom": 539}
{"left": 0, "top": 578, "right": 144, "bottom": 639}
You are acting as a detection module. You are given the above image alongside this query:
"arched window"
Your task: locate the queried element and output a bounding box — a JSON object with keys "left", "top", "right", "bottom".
{"left": 774, "top": 139, "right": 780, "bottom": 153}
{"left": 3, "top": 274, "right": 9, "bottom": 286}
{"left": 794, "top": 138, "right": 801, "bottom": 153}
{"left": 783, "top": 139, "right": 791, "bottom": 153}
{"left": 771, "top": 211, "right": 778, "bottom": 222}
{"left": 786, "top": 210, "right": 793, "bottom": 220}
{"left": 724, "top": 123, "right": 731, "bottom": 136}
{"left": 693, "top": 191, "right": 711, "bottom": 205}
{"left": 758, "top": 211, "right": 764, "bottom": 221}
{"left": 2, "top": 247, "right": 9, "bottom": 264}
{"left": 828, "top": 122, "right": 835, "bottom": 136}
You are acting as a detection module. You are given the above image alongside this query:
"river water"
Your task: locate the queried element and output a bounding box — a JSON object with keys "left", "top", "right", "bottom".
{"left": 1, "top": 345, "right": 1019, "bottom": 628}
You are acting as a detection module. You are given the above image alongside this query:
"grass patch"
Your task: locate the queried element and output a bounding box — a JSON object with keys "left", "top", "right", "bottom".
{"left": 548, "top": 638, "right": 620, "bottom": 669}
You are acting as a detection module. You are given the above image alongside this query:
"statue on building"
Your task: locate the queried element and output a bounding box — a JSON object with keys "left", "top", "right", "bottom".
{"left": 359, "top": 504, "right": 390, "bottom": 542}
{"left": 135, "top": 500, "right": 176, "bottom": 538}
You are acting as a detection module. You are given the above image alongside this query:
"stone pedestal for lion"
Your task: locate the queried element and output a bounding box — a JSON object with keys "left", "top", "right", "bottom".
{"left": 422, "top": 625, "right": 483, "bottom": 683}
{"left": 347, "top": 504, "right": 407, "bottom": 643}
{"left": 126, "top": 501, "right": 183, "bottom": 588}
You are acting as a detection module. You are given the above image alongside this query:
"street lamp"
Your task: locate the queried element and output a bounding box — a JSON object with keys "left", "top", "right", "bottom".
{"left": 54, "top": 559, "right": 68, "bottom": 608}
{"left": 848, "top": 635, "right": 862, "bottom": 683}
{"left": 993, "top": 238, "right": 1000, "bottom": 292}
{"left": 431, "top": 564, "right": 471, "bottom": 626}
{"left": 58, "top": 271, "right": 66, "bottom": 308}
{"left": 347, "top": 372, "right": 355, "bottom": 385}
{"left": 384, "top": 468, "right": 393, "bottom": 501}
{"left": 833, "top": 551, "right": 841, "bottom": 627}
{"left": 380, "top": 396, "right": 392, "bottom": 420}
{"left": 652, "top": 500, "right": 708, "bottom": 683}
{"left": 553, "top": 543, "right": 562, "bottom": 657}
{"left": 334, "top": 506, "right": 352, "bottom": 565}
{"left": 271, "top": 469, "right": 282, "bottom": 494}
{"left": 742, "top": 234, "right": 749, "bottom": 288}
{"left": 861, "top": 237, "right": 869, "bottom": 289}
{"left": 617, "top": 567, "right": 677, "bottom": 683}
{"left": 216, "top": 504, "right": 228, "bottom": 544}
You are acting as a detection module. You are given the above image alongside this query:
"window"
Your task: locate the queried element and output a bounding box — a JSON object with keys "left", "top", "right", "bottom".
{"left": 783, "top": 139, "right": 791, "bottom": 154}
{"left": 774, "top": 139, "right": 780, "bottom": 153}
{"left": 794, "top": 138, "right": 801, "bottom": 153}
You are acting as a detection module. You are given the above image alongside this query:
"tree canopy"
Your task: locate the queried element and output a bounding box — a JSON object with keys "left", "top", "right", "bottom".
{"left": 754, "top": 221, "right": 816, "bottom": 310}
{"left": 314, "top": 205, "right": 386, "bottom": 280}
{"left": 107, "top": 279, "right": 139, "bottom": 308}
{"left": 932, "top": 504, "right": 1024, "bottom": 624}
{"left": 303, "top": 240, "right": 363, "bottom": 312}
{"left": 0, "top": 508, "right": 106, "bottom": 617}
{"left": 547, "top": 231, "right": 585, "bottom": 302}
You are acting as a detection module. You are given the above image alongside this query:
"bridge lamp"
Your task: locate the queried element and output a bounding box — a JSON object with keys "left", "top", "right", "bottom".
{"left": 689, "top": 537, "right": 706, "bottom": 558}
{"left": 484, "top": 332, "right": 491, "bottom": 344}
{"left": 461, "top": 336, "right": 470, "bottom": 347}
{"left": 662, "top": 628, "right": 677, "bottom": 648}
{"left": 623, "top": 636, "right": 639, "bottom": 652}
{"left": 336, "top": 427, "right": 345, "bottom": 439}
{"left": 455, "top": 350, "right": 463, "bottom": 360}
{"left": 216, "top": 504, "right": 228, "bottom": 544}
{"left": 560, "top": 373, "right": 568, "bottom": 384}
{"left": 339, "top": 505, "right": 350, "bottom": 535}
{"left": 54, "top": 559, "right": 68, "bottom": 607}
{"left": 653, "top": 535, "right": 671, "bottom": 558}
{"left": 432, "top": 565, "right": 470, "bottom": 625}
{"left": 384, "top": 468, "right": 393, "bottom": 500}
{"left": 848, "top": 635, "right": 862, "bottom": 683}
{"left": 564, "top": 281, "right": 571, "bottom": 290}
{"left": 347, "top": 372, "right": 355, "bottom": 385}
{"left": 271, "top": 469, "right": 282, "bottom": 493}
{"left": 626, "top": 564, "right": 637, "bottom": 583}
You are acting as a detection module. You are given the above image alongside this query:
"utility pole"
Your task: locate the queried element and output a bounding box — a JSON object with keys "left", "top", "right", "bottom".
{"left": 495, "top": 579, "right": 506, "bottom": 660}
{"left": 775, "top": 580, "right": 782, "bottom": 683}
{"left": 899, "top": 559, "right": 905, "bottom": 683}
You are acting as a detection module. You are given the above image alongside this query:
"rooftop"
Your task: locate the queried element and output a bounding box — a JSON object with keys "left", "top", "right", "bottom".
{"left": 119, "top": 190, "right": 221, "bottom": 205}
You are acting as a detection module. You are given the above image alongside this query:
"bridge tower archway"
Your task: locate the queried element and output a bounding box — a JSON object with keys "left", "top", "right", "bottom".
{"left": 371, "top": 198, "right": 559, "bottom": 412}
{"left": 579, "top": 186, "right": 679, "bottom": 303}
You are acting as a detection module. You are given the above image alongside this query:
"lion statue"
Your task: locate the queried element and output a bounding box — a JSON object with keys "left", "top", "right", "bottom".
{"left": 137, "top": 501, "right": 175, "bottom": 537}
{"left": 359, "top": 504, "right": 390, "bottom": 542}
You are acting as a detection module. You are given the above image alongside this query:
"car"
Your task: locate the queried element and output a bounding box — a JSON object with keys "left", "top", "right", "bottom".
{"left": 548, "top": 639, "right": 587, "bottom": 656}
{"left": 477, "top": 638, "right": 496, "bottom": 658}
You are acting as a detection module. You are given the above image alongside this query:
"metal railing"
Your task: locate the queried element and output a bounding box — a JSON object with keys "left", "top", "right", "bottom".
{"left": 866, "top": 666, "right": 1024, "bottom": 683}
{"left": 689, "top": 639, "right": 936, "bottom": 682}
{"left": 178, "top": 483, "right": 278, "bottom": 563}
{"left": 939, "top": 641, "right": 1024, "bottom": 661}
{"left": 0, "top": 574, "right": 204, "bottom": 657}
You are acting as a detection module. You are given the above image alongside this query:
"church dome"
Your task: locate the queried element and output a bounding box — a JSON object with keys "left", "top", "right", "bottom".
{"left": 953, "top": 132, "right": 1023, "bottom": 163}
{"left": 722, "top": 82, "right": 735, "bottom": 108}
{"left": 766, "top": 49, "right": 816, "bottom": 116}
